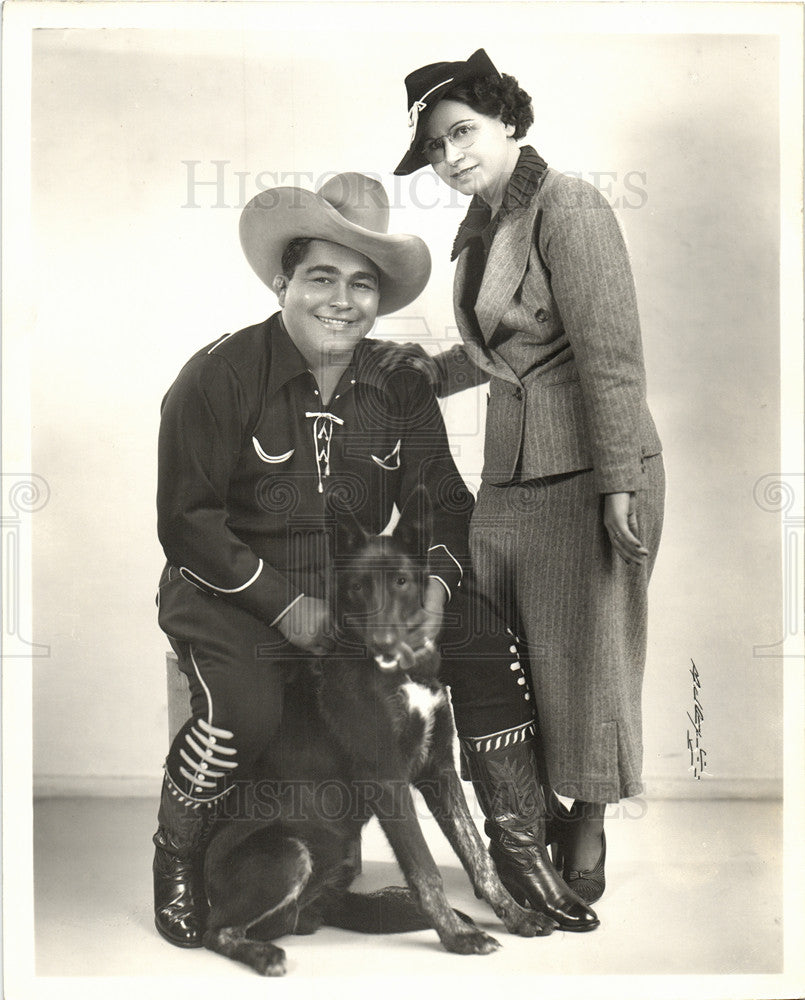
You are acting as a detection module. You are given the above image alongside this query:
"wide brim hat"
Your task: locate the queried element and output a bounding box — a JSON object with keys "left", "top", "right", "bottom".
{"left": 394, "top": 48, "right": 501, "bottom": 176}
{"left": 239, "top": 172, "right": 431, "bottom": 316}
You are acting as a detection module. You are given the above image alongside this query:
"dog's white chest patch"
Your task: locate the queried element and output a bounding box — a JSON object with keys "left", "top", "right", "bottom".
{"left": 401, "top": 682, "right": 445, "bottom": 763}
{"left": 402, "top": 681, "right": 445, "bottom": 720}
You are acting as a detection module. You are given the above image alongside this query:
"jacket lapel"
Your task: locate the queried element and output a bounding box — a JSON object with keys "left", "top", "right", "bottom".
{"left": 473, "top": 204, "right": 536, "bottom": 341}
{"left": 453, "top": 250, "right": 519, "bottom": 385}
{"left": 453, "top": 249, "right": 482, "bottom": 345}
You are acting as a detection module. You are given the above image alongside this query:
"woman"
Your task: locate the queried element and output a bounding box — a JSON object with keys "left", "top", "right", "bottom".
{"left": 152, "top": 169, "right": 597, "bottom": 947}
{"left": 391, "top": 48, "right": 665, "bottom": 907}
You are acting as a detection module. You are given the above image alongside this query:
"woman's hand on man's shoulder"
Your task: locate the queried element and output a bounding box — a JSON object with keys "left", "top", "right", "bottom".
{"left": 366, "top": 340, "right": 441, "bottom": 390}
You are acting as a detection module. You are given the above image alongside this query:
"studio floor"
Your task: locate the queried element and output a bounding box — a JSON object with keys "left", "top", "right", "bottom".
{"left": 32, "top": 795, "right": 783, "bottom": 990}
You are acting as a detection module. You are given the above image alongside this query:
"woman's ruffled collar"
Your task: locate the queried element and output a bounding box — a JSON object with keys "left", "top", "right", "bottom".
{"left": 450, "top": 145, "right": 548, "bottom": 261}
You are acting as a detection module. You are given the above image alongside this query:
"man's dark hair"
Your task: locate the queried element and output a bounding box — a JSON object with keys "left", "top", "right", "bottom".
{"left": 439, "top": 72, "right": 534, "bottom": 140}
{"left": 281, "top": 237, "right": 314, "bottom": 279}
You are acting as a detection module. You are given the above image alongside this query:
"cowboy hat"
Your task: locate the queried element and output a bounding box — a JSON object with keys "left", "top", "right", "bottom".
{"left": 394, "top": 48, "right": 501, "bottom": 176}
{"left": 239, "top": 173, "right": 431, "bottom": 315}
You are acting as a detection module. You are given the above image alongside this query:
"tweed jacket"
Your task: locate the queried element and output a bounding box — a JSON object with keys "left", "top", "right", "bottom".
{"left": 435, "top": 157, "right": 662, "bottom": 493}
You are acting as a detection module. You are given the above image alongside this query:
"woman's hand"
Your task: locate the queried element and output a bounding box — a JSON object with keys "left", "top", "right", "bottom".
{"left": 603, "top": 492, "right": 649, "bottom": 566}
{"left": 370, "top": 341, "right": 440, "bottom": 389}
{"left": 277, "top": 596, "right": 334, "bottom": 655}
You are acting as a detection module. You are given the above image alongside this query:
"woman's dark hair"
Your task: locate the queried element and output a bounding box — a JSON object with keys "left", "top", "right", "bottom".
{"left": 281, "top": 236, "right": 314, "bottom": 278}
{"left": 440, "top": 72, "right": 534, "bottom": 140}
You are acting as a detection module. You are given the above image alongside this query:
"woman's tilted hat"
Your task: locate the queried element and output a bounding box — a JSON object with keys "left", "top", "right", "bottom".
{"left": 239, "top": 173, "right": 431, "bottom": 315}
{"left": 394, "top": 48, "right": 501, "bottom": 176}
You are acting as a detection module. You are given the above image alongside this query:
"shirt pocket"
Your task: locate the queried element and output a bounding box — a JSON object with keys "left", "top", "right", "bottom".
{"left": 370, "top": 438, "right": 402, "bottom": 471}
{"left": 252, "top": 435, "right": 295, "bottom": 464}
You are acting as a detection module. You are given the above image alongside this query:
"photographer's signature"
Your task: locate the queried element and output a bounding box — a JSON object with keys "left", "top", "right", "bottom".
{"left": 686, "top": 659, "right": 707, "bottom": 779}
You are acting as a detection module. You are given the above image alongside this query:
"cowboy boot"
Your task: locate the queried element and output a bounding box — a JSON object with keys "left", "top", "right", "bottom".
{"left": 464, "top": 740, "right": 599, "bottom": 932}
{"left": 152, "top": 770, "right": 218, "bottom": 948}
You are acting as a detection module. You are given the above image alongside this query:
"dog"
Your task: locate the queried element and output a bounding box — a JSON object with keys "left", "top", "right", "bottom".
{"left": 201, "top": 491, "right": 554, "bottom": 975}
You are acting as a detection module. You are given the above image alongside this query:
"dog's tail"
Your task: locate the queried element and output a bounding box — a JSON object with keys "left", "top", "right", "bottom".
{"left": 322, "top": 886, "right": 433, "bottom": 934}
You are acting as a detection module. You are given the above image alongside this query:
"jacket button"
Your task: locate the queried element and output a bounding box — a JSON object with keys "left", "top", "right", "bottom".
{"left": 535, "top": 308, "right": 550, "bottom": 322}
{"left": 513, "top": 387, "right": 523, "bottom": 400}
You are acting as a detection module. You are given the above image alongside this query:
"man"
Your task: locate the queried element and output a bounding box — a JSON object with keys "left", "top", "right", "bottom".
{"left": 153, "top": 173, "right": 471, "bottom": 948}
{"left": 153, "top": 172, "right": 590, "bottom": 950}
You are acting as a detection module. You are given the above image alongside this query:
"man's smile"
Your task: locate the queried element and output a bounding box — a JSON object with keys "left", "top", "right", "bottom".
{"left": 315, "top": 315, "right": 357, "bottom": 329}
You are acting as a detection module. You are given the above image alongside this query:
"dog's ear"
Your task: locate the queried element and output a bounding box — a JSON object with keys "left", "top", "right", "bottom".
{"left": 392, "top": 486, "right": 433, "bottom": 557}
{"left": 334, "top": 508, "right": 369, "bottom": 558}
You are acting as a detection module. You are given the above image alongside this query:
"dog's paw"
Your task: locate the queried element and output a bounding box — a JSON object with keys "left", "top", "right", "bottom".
{"left": 252, "top": 942, "right": 287, "bottom": 977}
{"left": 443, "top": 926, "right": 501, "bottom": 956}
{"left": 502, "top": 905, "right": 557, "bottom": 938}
{"left": 203, "top": 928, "right": 288, "bottom": 976}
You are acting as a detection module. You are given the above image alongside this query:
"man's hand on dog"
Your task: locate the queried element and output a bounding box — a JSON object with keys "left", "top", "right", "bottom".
{"left": 277, "top": 597, "right": 334, "bottom": 656}
{"left": 419, "top": 577, "right": 447, "bottom": 642}
{"left": 396, "top": 578, "right": 446, "bottom": 674}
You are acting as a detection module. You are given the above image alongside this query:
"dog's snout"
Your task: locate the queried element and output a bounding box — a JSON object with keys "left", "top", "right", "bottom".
{"left": 371, "top": 629, "right": 398, "bottom": 654}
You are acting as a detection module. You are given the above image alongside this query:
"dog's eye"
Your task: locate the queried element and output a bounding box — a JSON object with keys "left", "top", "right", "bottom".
{"left": 396, "top": 576, "right": 407, "bottom": 587}
{"left": 350, "top": 582, "right": 363, "bottom": 593}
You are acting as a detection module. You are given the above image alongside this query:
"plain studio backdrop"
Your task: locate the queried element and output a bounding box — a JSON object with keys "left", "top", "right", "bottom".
{"left": 26, "top": 20, "right": 785, "bottom": 800}
{"left": 4, "top": 2, "right": 802, "bottom": 995}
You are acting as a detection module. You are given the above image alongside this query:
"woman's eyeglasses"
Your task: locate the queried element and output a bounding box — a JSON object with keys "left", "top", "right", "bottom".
{"left": 421, "top": 123, "right": 480, "bottom": 164}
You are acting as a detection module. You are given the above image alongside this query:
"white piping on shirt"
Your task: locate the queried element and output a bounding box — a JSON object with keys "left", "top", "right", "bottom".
{"left": 269, "top": 592, "right": 306, "bottom": 630}
{"left": 427, "top": 543, "right": 464, "bottom": 583}
{"left": 428, "top": 574, "right": 451, "bottom": 602}
{"left": 371, "top": 438, "right": 402, "bottom": 471}
{"left": 252, "top": 437, "right": 295, "bottom": 464}
{"left": 179, "top": 560, "right": 263, "bottom": 594}
{"left": 207, "top": 332, "right": 236, "bottom": 354}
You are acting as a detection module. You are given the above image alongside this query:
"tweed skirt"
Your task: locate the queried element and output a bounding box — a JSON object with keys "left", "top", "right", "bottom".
{"left": 469, "top": 454, "right": 665, "bottom": 802}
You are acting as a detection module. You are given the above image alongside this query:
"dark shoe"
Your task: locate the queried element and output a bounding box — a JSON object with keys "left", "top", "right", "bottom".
{"left": 563, "top": 831, "right": 606, "bottom": 904}
{"left": 464, "top": 741, "right": 599, "bottom": 932}
{"left": 152, "top": 772, "right": 216, "bottom": 948}
{"left": 153, "top": 827, "right": 206, "bottom": 948}
{"left": 488, "top": 828, "right": 599, "bottom": 932}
